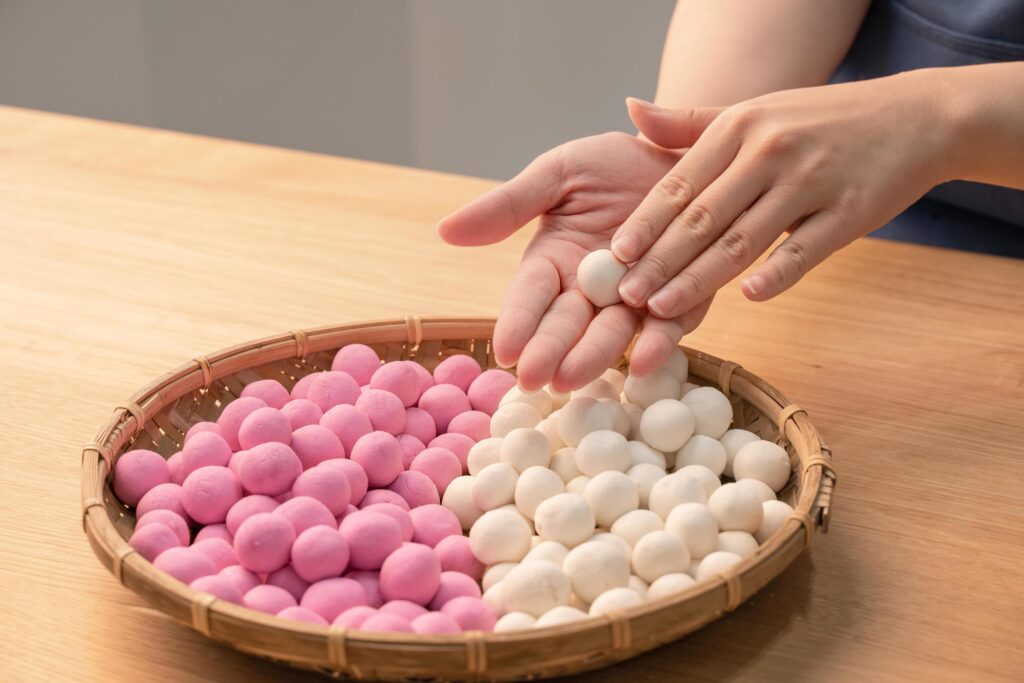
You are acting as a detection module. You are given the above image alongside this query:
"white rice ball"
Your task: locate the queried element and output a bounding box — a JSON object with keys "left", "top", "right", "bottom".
{"left": 472, "top": 462, "right": 519, "bottom": 510}
{"left": 501, "top": 560, "right": 572, "bottom": 617}
{"left": 661, "top": 346, "right": 689, "bottom": 382}
{"left": 622, "top": 403, "right": 644, "bottom": 440}
{"left": 735, "top": 478, "right": 777, "bottom": 503}
{"left": 623, "top": 368, "right": 680, "bottom": 408}
{"left": 756, "top": 499, "right": 795, "bottom": 544}
{"left": 546, "top": 385, "right": 570, "bottom": 410}
{"left": 627, "top": 441, "right": 667, "bottom": 469}
{"left": 717, "top": 531, "right": 758, "bottom": 558}
{"left": 576, "top": 249, "right": 628, "bottom": 308}
{"left": 706, "top": 483, "right": 763, "bottom": 533}
{"left": 467, "top": 437, "right": 503, "bottom": 475}
{"left": 469, "top": 508, "right": 532, "bottom": 564}
{"left": 563, "top": 540, "right": 631, "bottom": 603}
{"left": 675, "top": 434, "right": 726, "bottom": 476}
{"left": 500, "top": 386, "right": 553, "bottom": 417}
{"left": 648, "top": 472, "right": 708, "bottom": 519}
{"left": 587, "top": 532, "right": 632, "bottom": 563}
{"left": 695, "top": 551, "right": 743, "bottom": 582}
{"left": 514, "top": 466, "right": 565, "bottom": 519}
{"left": 494, "top": 611, "right": 536, "bottom": 632}
{"left": 589, "top": 587, "right": 643, "bottom": 616}
{"left": 574, "top": 430, "right": 630, "bottom": 476}
{"left": 500, "top": 427, "right": 552, "bottom": 473}
{"left": 535, "top": 413, "right": 566, "bottom": 452}
{"left": 732, "top": 440, "right": 791, "bottom": 492}
{"left": 599, "top": 398, "right": 631, "bottom": 436}
{"left": 534, "top": 493, "right": 596, "bottom": 547}
{"left": 524, "top": 540, "right": 570, "bottom": 566}
{"left": 535, "top": 606, "right": 588, "bottom": 627}
{"left": 491, "top": 402, "right": 543, "bottom": 437}
{"left": 719, "top": 428, "right": 759, "bottom": 478}
{"left": 680, "top": 386, "right": 733, "bottom": 439}
{"left": 631, "top": 530, "right": 690, "bottom": 582}
{"left": 549, "top": 446, "right": 582, "bottom": 484}
{"left": 565, "top": 475, "right": 590, "bottom": 496}
{"left": 600, "top": 368, "right": 627, "bottom": 394}
{"left": 574, "top": 378, "right": 619, "bottom": 401}
{"left": 646, "top": 572, "right": 696, "bottom": 601}
{"left": 482, "top": 582, "right": 506, "bottom": 616}
{"left": 442, "top": 475, "right": 484, "bottom": 530}
{"left": 675, "top": 464, "right": 721, "bottom": 498}
{"left": 558, "top": 397, "right": 614, "bottom": 446}
{"left": 482, "top": 562, "right": 517, "bottom": 591}
{"left": 628, "top": 574, "right": 648, "bottom": 600}
{"left": 610, "top": 509, "right": 664, "bottom": 547}
{"left": 685, "top": 560, "right": 700, "bottom": 579}
{"left": 626, "top": 463, "right": 666, "bottom": 508}
{"left": 664, "top": 502, "right": 718, "bottom": 559}
{"left": 639, "top": 399, "right": 696, "bottom": 452}
{"left": 497, "top": 503, "right": 535, "bottom": 534}
{"left": 678, "top": 382, "right": 699, "bottom": 398}
{"left": 583, "top": 471, "right": 639, "bottom": 527}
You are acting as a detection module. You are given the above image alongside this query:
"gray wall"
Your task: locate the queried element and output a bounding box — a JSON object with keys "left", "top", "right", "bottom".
{"left": 0, "top": 0, "right": 674, "bottom": 180}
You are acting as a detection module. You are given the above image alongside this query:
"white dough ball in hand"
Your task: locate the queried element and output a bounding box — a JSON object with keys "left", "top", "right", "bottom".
{"left": 719, "top": 428, "right": 759, "bottom": 478}
{"left": 732, "top": 440, "right": 791, "bottom": 492}
{"left": 491, "top": 402, "right": 543, "bottom": 437}
{"left": 646, "top": 572, "right": 696, "bottom": 601}
{"left": 574, "top": 430, "right": 630, "bottom": 476}
{"left": 639, "top": 399, "right": 696, "bottom": 452}
{"left": 681, "top": 386, "right": 733, "bottom": 439}
{"left": 675, "top": 434, "right": 727, "bottom": 476}
{"left": 558, "top": 397, "right": 614, "bottom": 446}
{"left": 623, "top": 368, "right": 680, "bottom": 409}
{"left": 470, "top": 509, "right": 532, "bottom": 564}
{"left": 577, "top": 249, "right": 628, "bottom": 307}
{"left": 534, "top": 493, "right": 596, "bottom": 547}
{"left": 500, "top": 427, "right": 552, "bottom": 473}
{"left": 756, "top": 499, "right": 795, "bottom": 544}
{"left": 563, "top": 540, "right": 631, "bottom": 603}
{"left": 631, "top": 530, "right": 690, "bottom": 582}
{"left": 589, "top": 586, "right": 643, "bottom": 616}
{"left": 501, "top": 560, "right": 572, "bottom": 617}
{"left": 472, "top": 462, "right": 519, "bottom": 511}
{"left": 648, "top": 471, "right": 707, "bottom": 519}
{"left": 707, "top": 482, "right": 764, "bottom": 533}
{"left": 583, "top": 471, "right": 639, "bottom": 527}
{"left": 664, "top": 502, "right": 718, "bottom": 559}
{"left": 514, "top": 466, "right": 565, "bottom": 519}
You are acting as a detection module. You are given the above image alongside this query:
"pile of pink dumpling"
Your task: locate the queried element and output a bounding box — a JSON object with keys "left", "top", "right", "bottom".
{"left": 118, "top": 344, "right": 518, "bottom": 634}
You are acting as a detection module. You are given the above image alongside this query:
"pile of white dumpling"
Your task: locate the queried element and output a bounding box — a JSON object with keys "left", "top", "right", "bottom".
{"left": 439, "top": 348, "right": 796, "bottom": 632}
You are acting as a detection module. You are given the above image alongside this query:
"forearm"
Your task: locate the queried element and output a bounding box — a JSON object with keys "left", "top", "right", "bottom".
{"left": 656, "top": 0, "right": 870, "bottom": 108}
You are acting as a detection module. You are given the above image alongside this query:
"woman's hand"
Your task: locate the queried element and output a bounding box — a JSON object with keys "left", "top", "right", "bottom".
{"left": 613, "top": 70, "right": 956, "bottom": 317}
{"left": 438, "top": 133, "right": 711, "bottom": 391}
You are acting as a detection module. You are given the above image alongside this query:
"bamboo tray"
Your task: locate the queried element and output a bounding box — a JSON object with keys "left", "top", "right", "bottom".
{"left": 81, "top": 316, "right": 835, "bottom": 681}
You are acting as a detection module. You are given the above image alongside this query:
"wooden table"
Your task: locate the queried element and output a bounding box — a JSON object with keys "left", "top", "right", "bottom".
{"left": 1, "top": 106, "right": 1021, "bottom": 682}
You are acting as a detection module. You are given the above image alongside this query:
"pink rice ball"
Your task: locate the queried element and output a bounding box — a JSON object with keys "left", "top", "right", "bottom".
{"left": 244, "top": 584, "right": 296, "bottom": 614}
{"left": 387, "top": 470, "right": 441, "bottom": 508}
{"left": 361, "top": 503, "right": 414, "bottom": 542}
{"left": 379, "top": 542, "right": 442, "bottom": 606}
{"left": 433, "top": 355, "right": 482, "bottom": 392}
{"left": 358, "top": 489, "right": 410, "bottom": 510}
{"left": 234, "top": 512, "right": 295, "bottom": 573}
{"left": 241, "top": 379, "right": 291, "bottom": 410}
{"left": 154, "top": 547, "right": 216, "bottom": 584}
{"left": 446, "top": 411, "right": 491, "bottom": 442}
{"left": 339, "top": 510, "right": 403, "bottom": 570}
{"left": 361, "top": 613, "right": 413, "bottom": 633}
{"left": 467, "top": 370, "right": 517, "bottom": 416}
{"left": 411, "top": 611, "right": 462, "bottom": 634}
{"left": 410, "top": 362, "right": 435, "bottom": 395}
{"left": 181, "top": 431, "right": 232, "bottom": 477}
{"left": 114, "top": 449, "right": 170, "bottom": 506}
{"left": 429, "top": 571, "right": 482, "bottom": 610}
{"left": 410, "top": 448, "right": 462, "bottom": 495}
{"left": 219, "top": 565, "right": 261, "bottom": 594}
{"left": 301, "top": 577, "right": 369, "bottom": 622}
{"left": 226, "top": 494, "right": 280, "bottom": 536}
{"left": 191, "top": 537, "right": 238, "bottom": 571}
{"left": 184, "top": 421, "right": 222, "bottom": 446}
{"left": 336, "top": 504, "right": 359, "bottom": 525}
{"left": 292, "top": 526, "right": 350, "bottom": 582}
{"left": 370, "top": 361, "right": 423, "bottom": 407}
{"left": 136, "top": 509, "right": 190, "bottom": 546}
{"left": 380, "top": 600, "right": 428, "bottom": 621}
{"left": 427, "top": 434, "right": 475, "bottom": 473}
{"left": 238, "top": 407, "right": 292, "bottom": 450}
{"left": 274, "top": 496, "right": 337, "bottom": 535}
{"left": 194, "top": 523, "right": 232, "bottom": 544}
{"left": 349, "top": 432, "right": 403, "bottom": 488}
{"left": 307, "top": 371, "right": 361, "bottom": 411}
{"left": 403, "top": 407, "right": 437, "bottom": 445}
{"left": 237, "top": 442, "right": 302, "bottom": 496}
{"left": 182, "top": 466, "right": 242, "bottom": 524}
{"left": 434, "top": 535, "right": 484, "bottom": 581}
{"left": 418, "top": 384, "right": 471, "bottom": 433}
{"left": 266, "top": 564, "right": 311, "bottom": 601}
{"left": 292, "top": 464, "right": 351, "bottom": 515}
{"left": 332, "top": 344, "right": 381, "bottom": 385}
{"left": 440, "top": 596, "right": 497, "bottom": 632}
{"left": 408, "top": 504, "right": 462, "bottom": 548}
{"left": 137, "top": 483, "right": 189, "bottom": 523}
{"left": 320, "top": 404, "right": 373, "bottom": 455}
{"left": 397, "top": 434, "right": 427, "bottom": 469}
{"left": 355, "top": 390, "right": 406, "bottom": 436}
{"left": 280, "top": 398, "right": 323, "bottom": 431}
{"left": 217, "top": 396, "right": 268, "bottom": 451}
{"left": 345, "top": 570, "right": 384, "bottom": 607}
{"left": 190, "top": 575, "right": 243, "bottom": 604}
{"left": 290, "top": 424, "right": 345, "bottom": 470}
{"left": 318, "top": 458, "right": 369, "bottom": 506}
{"left": 290, "top": 373, "right": 319, "bottom": 400}
{"left": 130, "top": 523, "right": 182, "bottom": 562}
{"left": 332, "top": 605, "right": 377, "bottom": 628}
{"left": 277, "top": 605, "right": 328, "bottom": 625}
{"left": 167, "top": 452, "right": 186, "bottom": 485}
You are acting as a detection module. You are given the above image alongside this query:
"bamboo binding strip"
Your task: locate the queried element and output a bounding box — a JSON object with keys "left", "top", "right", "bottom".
{"left": 80, "top": 317, "right": 834, "bottom": 682}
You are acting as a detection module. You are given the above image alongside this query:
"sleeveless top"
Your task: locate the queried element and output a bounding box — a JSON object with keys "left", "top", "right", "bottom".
{"left": 832, "top": 0, "right": 1024, "bottom": 253}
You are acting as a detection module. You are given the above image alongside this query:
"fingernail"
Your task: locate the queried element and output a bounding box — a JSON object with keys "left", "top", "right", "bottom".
{"left": 742, "top": 274, "right": 767, "bottom": 297}
{"left": 620, "top": 277, "right": 649, "bottom": 305}
{"left": 626, "top": 97, "right": 660, "bottom": 111}
{"left": 648, "top": 290, "right": 673, "bottom": 317}
{"left": 611, "top": 234, "right": 638, "bottom": 261}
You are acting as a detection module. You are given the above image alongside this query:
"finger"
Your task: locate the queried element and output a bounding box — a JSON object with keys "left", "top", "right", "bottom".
{"left": 645, "top": 185, "right": 809, "bottom": 318}
{"left": 742, "top": 209, "right": 847, "bottom": 302}
{"left": 493, "top": 257, "right": 561, "bottom": 368}
{"left": 515, "top": 290, "right": 593, "bottom": 391}
{"left": 626, "top": 98, "right": 725, "bottom": 149}
{"left": 617, "top": 159, "right": 766, "bottom": 306}
{"left": 437, "top": 148, "right": 564, "bottom": 246}
{"left": 551, "top": 305, "right": 641, "bottom": 392}
{"left": 628, "top": 299, "right": 713, "bottom": 376}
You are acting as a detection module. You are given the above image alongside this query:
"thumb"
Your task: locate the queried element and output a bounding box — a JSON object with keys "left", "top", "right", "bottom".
{"left": 626, "top": 98, "right": 724, "bottom": 149}
{"left": 437, "top": 149, "right": 565, "bottom": 247}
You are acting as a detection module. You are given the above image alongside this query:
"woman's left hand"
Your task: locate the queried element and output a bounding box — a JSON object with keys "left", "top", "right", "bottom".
{"left": 614, "top": 70, "right": 956, "bottom": 317}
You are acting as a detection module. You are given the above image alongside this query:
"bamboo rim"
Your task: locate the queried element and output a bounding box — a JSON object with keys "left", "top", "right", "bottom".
{"left": 81, "top": 316, "right": 835, "bottom": 681}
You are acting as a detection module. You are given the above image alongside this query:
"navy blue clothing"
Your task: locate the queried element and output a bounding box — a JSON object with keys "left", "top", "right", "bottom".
{"left": 832, "top": 0, "right": 1024, "bottom": 257}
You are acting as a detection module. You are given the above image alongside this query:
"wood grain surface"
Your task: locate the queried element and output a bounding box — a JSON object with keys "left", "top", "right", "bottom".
{"left": 0, "top": 106, "right": 1021, "bottom": 682}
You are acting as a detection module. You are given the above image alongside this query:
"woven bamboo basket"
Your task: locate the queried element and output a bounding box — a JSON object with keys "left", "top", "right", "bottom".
{"left": 81, "top": 316, "right": 835, "bottom": 681}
